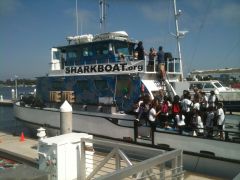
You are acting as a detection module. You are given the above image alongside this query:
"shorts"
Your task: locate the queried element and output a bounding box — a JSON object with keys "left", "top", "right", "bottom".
{"left": 217, "top": 125, "right": 223, "bottom": 130}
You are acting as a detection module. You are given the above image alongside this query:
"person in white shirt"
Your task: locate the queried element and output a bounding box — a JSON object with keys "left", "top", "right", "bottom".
{"left": 216, "top": 102, "right": 225, "bottom": 140}
{"left": 148, "top": 99, "right": 161, "bottom": 143}
{"left": 176, "top": 113, "right": 185, "bottom": 134}
{"left": 181, "top": 93, "right": 193, "bottom": 128}
{"left": 192, "top": 109, "right": 204, "bottom": 136}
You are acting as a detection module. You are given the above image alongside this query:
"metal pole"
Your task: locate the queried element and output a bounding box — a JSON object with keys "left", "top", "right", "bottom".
{"left": 15, "top": 76, "right": 18, "bottom": 100}
{"left": 173, "top": 0, "right": 184, "bottom": 81}
{"left": 76, "top": 0, "right": 79, "bottom": 35}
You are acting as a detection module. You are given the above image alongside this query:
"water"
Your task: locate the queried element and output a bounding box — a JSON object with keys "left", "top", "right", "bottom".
{"left": 0, "top": 86, "right": 35, "bottom": 137}
{"left": 0, "top": 86, "right": 35, "bottom": 100}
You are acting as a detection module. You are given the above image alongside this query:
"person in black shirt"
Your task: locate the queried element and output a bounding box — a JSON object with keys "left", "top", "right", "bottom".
{"left": 135, "top": 41, "right": 145, "bottom": 60}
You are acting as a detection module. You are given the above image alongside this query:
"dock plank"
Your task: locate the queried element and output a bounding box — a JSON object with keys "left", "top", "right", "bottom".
{"left": 0, "top": 132, "right": 38, "bottom": 166}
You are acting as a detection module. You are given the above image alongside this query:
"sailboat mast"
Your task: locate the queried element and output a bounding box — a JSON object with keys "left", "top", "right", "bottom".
{"left": 173, "top": 0, "right": 184, "bottom": 81}
{"left": 99, "top": 0, "right": 107, "bottom": 33}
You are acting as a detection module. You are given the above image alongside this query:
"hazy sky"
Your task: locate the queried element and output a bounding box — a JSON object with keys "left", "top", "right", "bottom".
{"left": 1, "top": 0, "right": 240, "bottom": 80}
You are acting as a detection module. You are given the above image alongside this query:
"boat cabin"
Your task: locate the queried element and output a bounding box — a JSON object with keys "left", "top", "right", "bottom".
{"left": 50, "top": 31, "right": 137, "bottom": 72}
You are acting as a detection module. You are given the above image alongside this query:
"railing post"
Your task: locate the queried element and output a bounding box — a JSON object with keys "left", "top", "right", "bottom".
{"left": 174, "top": 58, "right": 176, "bottom": 73}
{"left": 177, "top": 152, "right": 183, "bottom": 180}
{"left": 144, "top": 56, "right": 147, "bottom": 72}
{"left": 80, "top": 141, "right": 86, "bottom": 180}
{"left": 159, "top": 164, "right": 165, "bottom": 180}
{"left": 167, "top": 60, "right": 169, "bottom": 73}
{"left": 115, "top": 149, "right": 121, "bottom": 170}
{"left": 154, "top": 59, "right": 156, "bottom": 72}
{"left": 172, "top": 157, "right": 178, "bottom": 180}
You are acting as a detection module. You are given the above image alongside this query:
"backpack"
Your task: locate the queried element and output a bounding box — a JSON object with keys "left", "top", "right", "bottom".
{"left": 172, "top": 103, "right": 180, "bottom": 114}
{"left": 161, "top": 102, "right": 168, "bottom": 114}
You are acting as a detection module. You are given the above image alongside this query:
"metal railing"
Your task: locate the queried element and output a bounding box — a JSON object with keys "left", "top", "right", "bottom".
{"left": 79, "top": 138, "right": 184, "bottom": 180}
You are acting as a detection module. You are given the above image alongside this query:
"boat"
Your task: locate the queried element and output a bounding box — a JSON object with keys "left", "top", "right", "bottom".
{"left": 188, "top": 68, "right": 240, "bottom": 112}
{"left": 14, "top": 0, "right": 240, "bottom": 178}
{"left": 187, "top": 80, "right": 240, "bottom": 112}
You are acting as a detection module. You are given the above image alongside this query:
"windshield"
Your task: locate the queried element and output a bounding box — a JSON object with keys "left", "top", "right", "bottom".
{"left": 214, "top": 82, "right": 223, "bottom": 88}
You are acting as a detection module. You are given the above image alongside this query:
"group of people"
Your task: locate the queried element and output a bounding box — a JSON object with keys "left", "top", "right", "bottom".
{"left": 133, "top": 89, "right": 226, "bottom": 140}
{"left": 134, "top": 41, "right": 166, "bottom": 77}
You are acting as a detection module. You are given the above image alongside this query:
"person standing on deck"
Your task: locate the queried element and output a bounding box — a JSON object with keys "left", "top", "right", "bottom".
{"left": 216, "top": 102, "right": 225, "bottom": 140}
{"left": 148, "top": 99, "right": 161, "bottom": 144}
{"left": 157, "top": 46, "right": 165, "bottom": 79}
{"left": 148, "top": 47, "right": 157, "bottom": 70}
{"left": 135, "top": 41, "right": 145, "bottom": 60}
{"left": 208, "top": 90, "right": 218, "bottom": 109}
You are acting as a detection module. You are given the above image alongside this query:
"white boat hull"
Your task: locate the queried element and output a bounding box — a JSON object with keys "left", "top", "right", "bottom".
{"left": 14, "top": 103, "right": 240, "bottom": 178}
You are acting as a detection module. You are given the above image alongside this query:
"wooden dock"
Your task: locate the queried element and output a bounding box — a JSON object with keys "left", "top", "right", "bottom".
{"left": 0, "top": 132, "right": 225, "bottom": 179}
{"left": 0, "top": 99, "right": 14, "bottom": 106}
{"left": 0, "top": 132, "right": 38, "bottom": 167}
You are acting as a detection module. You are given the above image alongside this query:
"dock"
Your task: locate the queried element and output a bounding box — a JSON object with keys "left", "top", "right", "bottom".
{"left": 0, "top": 99, "right": 14, "bottom": 106}
{"left": 0, "top": 132, "right": 228, "bottom": 179}
{"left": 0, "top": 132, "right": 37, "bottom": 166}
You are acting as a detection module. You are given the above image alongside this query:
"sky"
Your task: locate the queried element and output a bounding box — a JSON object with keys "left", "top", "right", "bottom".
{"left": 0, "top": 0, "right": 240, "bottom": 80}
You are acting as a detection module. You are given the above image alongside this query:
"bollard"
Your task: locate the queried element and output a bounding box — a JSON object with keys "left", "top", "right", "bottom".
{"left": 37, "top": 127, "right": 46, "bottom": 141}
{"left": 0, "top": 95, "right": 3, "bottom": 101}
{"left": 60, "top": 100, "right": 72, "bottom": 134}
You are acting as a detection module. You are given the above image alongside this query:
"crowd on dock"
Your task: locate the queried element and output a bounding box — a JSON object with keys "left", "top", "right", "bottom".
{"left": 133, "top": 88, "right": 225, "bottom": 140}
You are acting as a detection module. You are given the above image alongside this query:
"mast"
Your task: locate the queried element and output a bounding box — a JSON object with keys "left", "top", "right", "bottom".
{"left": 99, "top": 0, "right": 107, "bottom": 33}
{"left": 76, "top": 0, "right": 79, "bottom": 35}
{"left": 173, "top": 0, "right": 187, "bottom": 81}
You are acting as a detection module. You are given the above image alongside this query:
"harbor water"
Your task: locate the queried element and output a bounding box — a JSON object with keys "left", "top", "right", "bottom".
{"left": 0, "top": 86, "right": 35, "bottom": 136}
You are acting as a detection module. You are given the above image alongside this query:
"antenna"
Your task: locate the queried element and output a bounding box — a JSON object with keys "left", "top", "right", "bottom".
{"left": 99, "top": 0, "right": 107, "bottom": 33}
{"left": 76, "top": 0, "right": 79, "bottom": 35}
{"left": 173, "top": 0, "right": 187, "bottom": 81}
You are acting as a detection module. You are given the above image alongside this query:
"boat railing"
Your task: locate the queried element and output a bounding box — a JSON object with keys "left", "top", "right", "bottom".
{"left": 143, "top": 56, "right": 182, "bottom": 75}
{"left": 154, "top": 126, "right": 240, "bottom": 143}
{"left": 52, "top": 55, "right": 182, "bottom": 75}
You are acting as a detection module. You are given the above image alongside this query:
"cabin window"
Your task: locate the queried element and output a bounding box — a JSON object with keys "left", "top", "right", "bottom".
{"left": 66, "top": 50, "right": 78, "bottom": 66}
{"left": 114, "top": 42, "right": 132, "bottom": 56}
{"left": 204, "top": 83, "right": 215, "bottom": 89}
{"left": 214, "top": 82, "right": 222, "bottom": 88}
{"left": 190, "top": 83, "right": 203, "bottom": 90}
{"left": 95, "top": 43, "right": 109, "bottom": 56}
{"left": 82, "top": 47, "right": 93, "bottom": 57}
{"left": 67, "top": 51, "right": 77, "bottom": 58}
{"left": 76, "top": 80, "right": 89, "bottom": 91}
{"left": 53, "top": 51, "right": 61, "bottom": 60}
{"left": 94, "top": 80, "right": 108, "bottom": 90}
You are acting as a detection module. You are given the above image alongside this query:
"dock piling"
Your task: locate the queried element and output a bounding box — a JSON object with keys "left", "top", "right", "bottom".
{"left": 60, "top": 100, "right": 72, "bottom": 134}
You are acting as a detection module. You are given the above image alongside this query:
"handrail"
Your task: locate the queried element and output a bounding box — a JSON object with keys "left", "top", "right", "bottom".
{"left": 79, "top": 138, "right": 184, "bottom": 180}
